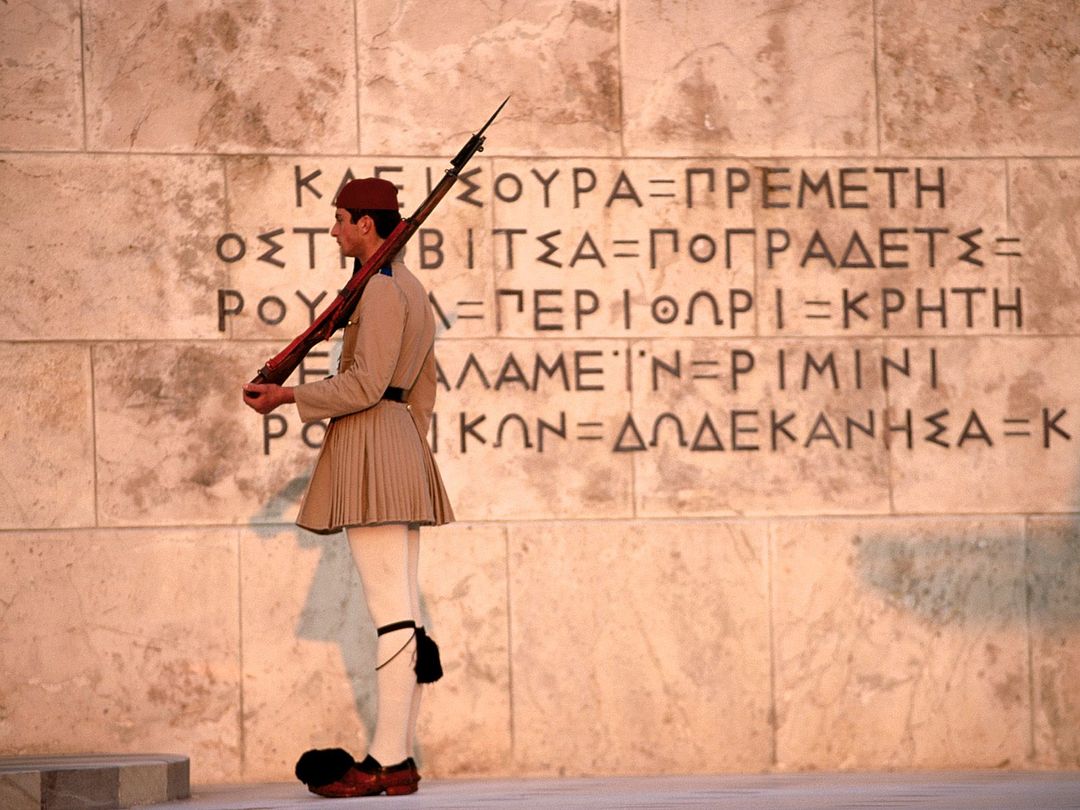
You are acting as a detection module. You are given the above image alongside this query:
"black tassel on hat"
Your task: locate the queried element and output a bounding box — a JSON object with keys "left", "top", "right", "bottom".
{"left": 294, "top": 747, "right": 355, "bottom": 788}
{"left": 414, "top": 626, "right": 443, "bottom": 684}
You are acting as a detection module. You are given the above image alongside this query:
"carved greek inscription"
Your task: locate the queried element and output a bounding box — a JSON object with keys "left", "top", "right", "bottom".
{"left": 216, "top": 160, "right": 1056, "bottom": 465}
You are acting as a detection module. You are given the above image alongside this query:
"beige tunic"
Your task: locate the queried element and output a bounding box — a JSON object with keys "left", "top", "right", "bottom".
{"left": 293, "top": 259, "right": 454, "bottom": 533}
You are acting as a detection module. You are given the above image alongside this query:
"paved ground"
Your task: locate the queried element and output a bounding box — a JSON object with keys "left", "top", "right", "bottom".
{"left": 142, "top": 771, "right": 1080, "bottom": 809}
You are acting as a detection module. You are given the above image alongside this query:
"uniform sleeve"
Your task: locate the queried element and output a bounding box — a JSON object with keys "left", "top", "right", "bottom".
{"left": 293, "top": 275, "right": 406, "bottom": 423}
{"left": 405, "top": 344, "right": 438, "bottom": 438}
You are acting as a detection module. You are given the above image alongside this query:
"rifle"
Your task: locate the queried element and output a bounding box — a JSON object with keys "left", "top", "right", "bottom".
{"left": 244, "top": 97, "right": 508, "bottom": 396}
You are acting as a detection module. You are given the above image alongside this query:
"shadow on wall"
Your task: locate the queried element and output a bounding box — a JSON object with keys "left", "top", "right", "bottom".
{"left": 249, "top": 474, "right": 433, "bottom": 754}
{"left": 293, "top": 529, "right": 378, "bottom": 740}
{"left": 249, "top": 475, "right": 310, "bottom": 529}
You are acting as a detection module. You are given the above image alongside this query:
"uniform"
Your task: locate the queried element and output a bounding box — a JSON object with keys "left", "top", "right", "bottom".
{"left": 293, "top": 258, "right": 454, "bottom": 531}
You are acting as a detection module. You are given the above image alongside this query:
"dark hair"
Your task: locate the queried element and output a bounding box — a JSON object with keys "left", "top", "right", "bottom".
{"left": 347, "top": 208, "right": 402, "bottom": 238}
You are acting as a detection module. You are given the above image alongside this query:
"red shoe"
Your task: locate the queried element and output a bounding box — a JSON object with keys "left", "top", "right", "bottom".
{"left": 309, "top": 755, "right": 420, "bottom": 798}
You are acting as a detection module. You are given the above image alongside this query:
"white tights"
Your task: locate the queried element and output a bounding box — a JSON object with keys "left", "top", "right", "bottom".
{"left": 346, "top": 523, "right": 424, "bottom": 766}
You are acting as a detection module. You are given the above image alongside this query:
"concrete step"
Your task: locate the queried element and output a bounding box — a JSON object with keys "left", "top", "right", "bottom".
{"left": 0, "top": 754, "right": 189, "bottom": 810}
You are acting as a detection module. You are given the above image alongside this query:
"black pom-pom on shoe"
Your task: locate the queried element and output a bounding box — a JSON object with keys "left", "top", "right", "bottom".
{"left": 415, "top": 626, "right": 443, "bottom": 684}
{"left": 294, "top": 747, "right": 355, "bottom": 788}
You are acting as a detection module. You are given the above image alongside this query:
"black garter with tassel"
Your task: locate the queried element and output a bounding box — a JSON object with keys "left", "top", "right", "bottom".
{"left": 415, "top": 626, "right": 443, "bottom": 684}
{"left": 376, "top": 620, "right": 444, "bottom": 684}
{"left": 294, "top": 747, "right": 355, "bottom": 788}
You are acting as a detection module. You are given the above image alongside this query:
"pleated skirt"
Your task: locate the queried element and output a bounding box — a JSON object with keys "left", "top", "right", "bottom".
{"left": 295, "top": 400, "right": 454, "bottom": 534}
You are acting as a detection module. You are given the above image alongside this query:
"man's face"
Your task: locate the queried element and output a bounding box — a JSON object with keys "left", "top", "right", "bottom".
{"left": 331, "top": 207, "right": 365, "bottom": 257}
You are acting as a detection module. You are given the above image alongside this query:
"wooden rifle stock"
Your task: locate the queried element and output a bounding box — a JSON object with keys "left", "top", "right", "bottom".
{"left": 247, "top": 97, "right": 509, "bottom": 391}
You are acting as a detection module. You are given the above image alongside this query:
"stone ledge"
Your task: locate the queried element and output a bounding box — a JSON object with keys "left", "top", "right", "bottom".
{"left": 0, "top": 754, "right": 189, "bottom": 810}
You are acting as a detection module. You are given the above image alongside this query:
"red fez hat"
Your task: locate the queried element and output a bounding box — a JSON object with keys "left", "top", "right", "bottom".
{"left": 333, "top": 178, "right": 399, "bottom": 211}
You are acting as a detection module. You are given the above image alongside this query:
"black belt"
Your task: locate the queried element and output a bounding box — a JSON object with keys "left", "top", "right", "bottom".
{"left": 382, "top": 386, "right": 406, "bottom": 402}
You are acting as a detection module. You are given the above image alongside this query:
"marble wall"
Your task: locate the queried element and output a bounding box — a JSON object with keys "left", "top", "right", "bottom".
{"left": 2, "top": 0, "right": 1079, "bottom": 784}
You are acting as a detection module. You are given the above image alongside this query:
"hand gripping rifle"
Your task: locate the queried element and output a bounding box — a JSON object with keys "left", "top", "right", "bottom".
{"left": 244, "top": 97, "right": 508, "bottom": 396}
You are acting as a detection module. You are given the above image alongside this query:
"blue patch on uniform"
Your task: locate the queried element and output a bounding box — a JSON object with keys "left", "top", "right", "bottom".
{"left": 379, "top": 265, "right": 393, "bottom": 276}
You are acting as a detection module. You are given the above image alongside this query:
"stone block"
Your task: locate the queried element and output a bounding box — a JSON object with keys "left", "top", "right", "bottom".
{"left": 431, "top": 338, "right": 634, "bottom": 520}
{"left": 238, "top": 523, "right": 510, "bottom": 780}
{"left": 1009, "top": 160, "right": 1080, "bottom": 335}
{"left": 0, "top": 529, "right": 242, "bottom": 784}
{"left": 0, "top": 772, "right": 40, "bottom": 810}
{"left": 622, "top": 0, "right": 875, "bottom": 156}
{"left": 83, "top": 0, "right": 357, "bottom": 153}
{"left": 1027, "top": 517, "right": 1080, "bottom": 768}
{"left": 221, "top": 156, "right": 495, "bottom": 341}
{"left": 490, "top": 158, "right": 757, "bottom": 339}
{"left": 0, "top": 155, "right": 227, "bottom": 341}
{"left": 117, "top": 762, "right": 167, "bottom": 806}
{"left": 165, "top": 758, "right": 190, "bottom": 800}
{"left": 0, "top": 0, "right": 83, "bottom": 150}
{"left": 0, "top": 344, "right": 95, "bottom": 530}
{"left": 414, "top": 523, "right": 512, "bottom": 777}
{"left": 357, "top": 0, "right": 620, "bottom": 157}
{"left": 628, "top": 337, "right": 891, "bottom": 517}
{"left": 772, "top": 517, "right": 1029, "bottom": 769}
{"left": 879, "top": 1, "right": 1080, "bottom": 155}
{"left": 43, "top": 766, "right": 117, "bottom": 809}
{"left": 886, "top": 337, "right": 1080, "bottom": 514}
{"left": 92, "top": 341, "right": 315, "bottom": 527}
{"left": 508, "top": 520, "right": 771, "bottom": 775}
{"left": 752, "top": 160, "right": 1012, "bottom": 337}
